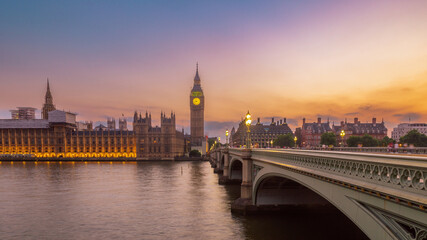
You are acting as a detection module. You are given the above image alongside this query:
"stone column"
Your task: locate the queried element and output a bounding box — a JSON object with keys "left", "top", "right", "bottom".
{"left": 210, "top": 150, "right": 216, "bottom": 168}
{"left": 218, "top": 148, "right": 231, "bottom": 184}
{"left": 214, "top": 150, "right": 223, "bottom": 174}
{"left": 240, "top": 148, "right": 253, "bottom": 199}
{"left": 222, "top": 148, "right": 229, "bottom": 177}
{"left": 231, "top": 148, "right": 256, "bottom": 215}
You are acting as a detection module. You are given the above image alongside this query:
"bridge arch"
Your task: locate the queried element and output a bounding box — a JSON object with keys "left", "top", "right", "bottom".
{"left": 229, "top": 157, "right": 243, "bottom": 181}
{"left": 254, "top": 173, "right": 330, "bottom": 206}
{"left": 220, "top": 155, "right": 225, "bottom": 170}
{"left": 251, "top": 163, "right": 427, "bottom": 240}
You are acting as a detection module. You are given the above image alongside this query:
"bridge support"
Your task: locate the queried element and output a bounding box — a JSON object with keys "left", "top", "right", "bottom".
{"left": 218, "top": 148, "right": 240, "bottom": 184}
{"left": 231, "top": 149, "right": 257, "bottom": 214}
{"left": 209, "top": 151, "right": 217, "bottom": 168}
{"left": 213, "top": 151, "right": 223, "bottom": 174}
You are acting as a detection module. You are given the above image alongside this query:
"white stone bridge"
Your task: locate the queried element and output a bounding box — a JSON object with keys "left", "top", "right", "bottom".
{"left": 209, "top": 148, "right": 427, "bottom": 240}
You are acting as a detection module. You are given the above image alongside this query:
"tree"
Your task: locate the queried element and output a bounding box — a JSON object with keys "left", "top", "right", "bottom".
{"left": 400, "top": 130, "right": 427, "bottom": 147}
{"left": 346, "top": 136, "right": 361, "bottom": 147}
{"left": 320, "top": 132, "right": 336, "bottom": 146}
{"left": 379, "top": 136, "right": 395, "bottom": 146}
{"left": 189, "top": 150, "right": 201, "bottom": 157}
{"left": 273, "top": 133, "right": 295, "bottom": 148}
{"left": 361, "top": 134, "right": 379, "bottom": 147}
{"left": 346, "top": 134, "right": 379, "bottom": 147}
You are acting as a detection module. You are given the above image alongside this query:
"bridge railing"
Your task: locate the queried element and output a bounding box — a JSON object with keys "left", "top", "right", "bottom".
{"left": 310, "top": 146, "right": 427, "bottom": 154}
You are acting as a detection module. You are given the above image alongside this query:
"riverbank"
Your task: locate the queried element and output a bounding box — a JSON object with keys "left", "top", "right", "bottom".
{"left": 0, "top": 156, "right": 207, "bottom": 162}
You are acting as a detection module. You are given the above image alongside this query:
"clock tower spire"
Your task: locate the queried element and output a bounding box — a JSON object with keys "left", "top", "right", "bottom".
{"left": 190, "top": 63, "right": 205, "bottom": 153}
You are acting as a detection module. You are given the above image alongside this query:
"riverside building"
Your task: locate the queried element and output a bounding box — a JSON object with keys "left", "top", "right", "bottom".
{"left": 0, "top": 67, "right": 204, "bottom": 159}
{"left": 231, "top": 117, "right": 293, "bottom": 148}
{"left": 301, "top": 118, "right": 333, "bottom": 147}
{"left": 331, "top": 118, "right": 388, "bottom": 144}
{"left": 391, "top": 123, "right": 427, "bottom": 141}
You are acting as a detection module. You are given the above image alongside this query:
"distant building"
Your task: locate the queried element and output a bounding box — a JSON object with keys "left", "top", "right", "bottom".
{"left": 94, "top": 124, "right": 108, "bottom": 131}
{"left": 301, "top": 118, "right": 332, "bottom": 147}
{"left": 76, "top": 121, "right": 93, "bottom": 131}
{"left": 107, "top": 118, "right": 116, "bottom": 130}
{"left": 391, "top": 123, "right": 427, "bottom": 141}
{"left": 42, "top": 79, "right": 56, "bottom": 119}
{"left": 332, "top": 118, "right": 388, "bottom": 145}
{"left": 231, "top": 117, "right": 293, "bottom": 148}
{"left": 1, "top": 74, "right": 195, "bottom": 159}
{"left": 133, "top": 111, "right": 185, "bottom": 159}
{"left": 0, "top": 110, "right": 136, "bottom": 158}
{"left": 10, "top": 107, "right": 36, "bottom": 120}
{"left": 229, "top": 127, "right": 235, "bottom": 146}
{"left": 119, "top": 118, "right": 127, "bottom": 131}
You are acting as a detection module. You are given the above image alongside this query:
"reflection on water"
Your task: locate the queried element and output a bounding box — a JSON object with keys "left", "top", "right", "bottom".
{"left": 0, "top": 161, "right": 367, "bottom": 240}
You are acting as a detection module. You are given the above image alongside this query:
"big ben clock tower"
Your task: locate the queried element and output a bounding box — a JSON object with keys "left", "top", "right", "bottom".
{"left": 190, "top": 63, "right": 205, "bottom": 150}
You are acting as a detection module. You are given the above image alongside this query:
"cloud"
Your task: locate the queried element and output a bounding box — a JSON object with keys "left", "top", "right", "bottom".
{"left": 345, "top": 112, "right": 359, "bottom": 116}
{"left": 205, "top": 121, "right": 239, "bottom": 132}
{"left": 359, "top": 105, "right": 372, "bottom": 111}
{"left": 392, "top": 113, "right": 422, "bottom": 122}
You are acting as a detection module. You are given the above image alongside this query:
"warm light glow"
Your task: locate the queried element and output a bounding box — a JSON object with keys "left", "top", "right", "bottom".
{"left": 225, "top": 130, "right": 229, "bottom": 136}
{"left": 245, "top": 111, "right": 251, "bottom": 121}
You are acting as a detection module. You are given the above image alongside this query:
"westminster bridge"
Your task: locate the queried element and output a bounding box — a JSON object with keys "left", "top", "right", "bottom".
{"left": 209, "top": 148, "right": 427, "bottom": 240}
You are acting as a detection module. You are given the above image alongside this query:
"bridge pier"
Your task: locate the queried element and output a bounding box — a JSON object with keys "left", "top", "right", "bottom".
{"left": 213, "top": 151, "right": 223, "bottom": 174}
{"left": 218, "top": 148, "right": 240, "bottom": 185}
{"left": 209, "top": 151, "right": 217, "bottom": 168}
{"left": 231, "top": 149, "right": 257, "bottom": 214}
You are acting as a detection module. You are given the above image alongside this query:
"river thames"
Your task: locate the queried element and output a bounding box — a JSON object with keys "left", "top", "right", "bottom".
{"left": 0, "top": 161, "right": 367, "bottom": 240}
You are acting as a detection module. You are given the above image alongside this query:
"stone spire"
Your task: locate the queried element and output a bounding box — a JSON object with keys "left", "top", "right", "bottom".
{"left": 194, "top": 62, "right": 200, "bottom": 86}
{"left": 45, "top": 78, "right": 53, "bottom": 104}
{"left": 42, "top": 78, "right": 56, "bottom": 119}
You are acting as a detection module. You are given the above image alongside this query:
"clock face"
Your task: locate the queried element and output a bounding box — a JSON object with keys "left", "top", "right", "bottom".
{"left": 193, "top": 97, "right": 200, "bottom": 105}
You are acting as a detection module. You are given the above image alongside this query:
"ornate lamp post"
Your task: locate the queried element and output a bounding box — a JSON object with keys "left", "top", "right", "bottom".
{"left": 340, "top": 129, "right": 346, "bottom": 147}
{"left": 245, "top": 111, "right": 252, "bottom": 149}
{"left": 294, "top": 136, "right": 298, "bottom": 148}
{"left": 225, "top": 129, "right": 229, "bottom": 147}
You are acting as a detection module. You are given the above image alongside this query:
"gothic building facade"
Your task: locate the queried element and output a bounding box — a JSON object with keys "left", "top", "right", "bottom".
{"left": 133, "top": 111, "right": 185, "bottom": 159}
{"left": 0, "top": 68, "right": 202, "bottom": 159}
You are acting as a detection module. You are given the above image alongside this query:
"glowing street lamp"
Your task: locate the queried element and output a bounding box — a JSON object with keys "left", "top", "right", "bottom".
{"left": 340, "top": 129, "right": 346, "bottom": 147}
{"left": 245, "top": 111, "right": 252, "bottom": 149}
{"left": 270, "top": 139, "right": 273, "bottom": 148}
{"left": 294, "top": 136, "right": 297, "bottom": 148}
{"left": 225, "top": 129, "right": 229, "bottom": 147}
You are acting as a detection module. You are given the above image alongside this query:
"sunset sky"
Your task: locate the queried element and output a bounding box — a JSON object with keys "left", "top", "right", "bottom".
{"left": 1, "top": 0, "right": 427, "bottom": 141}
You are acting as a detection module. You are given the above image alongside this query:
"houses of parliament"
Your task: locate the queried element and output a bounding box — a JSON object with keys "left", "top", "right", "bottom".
{"left": 0, "top": 66, "right": 205, "bottom": 159}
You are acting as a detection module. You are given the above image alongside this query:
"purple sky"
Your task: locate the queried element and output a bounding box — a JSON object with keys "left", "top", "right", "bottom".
{"left": 1, "top": 0, "right": 427, "bottom": 142}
